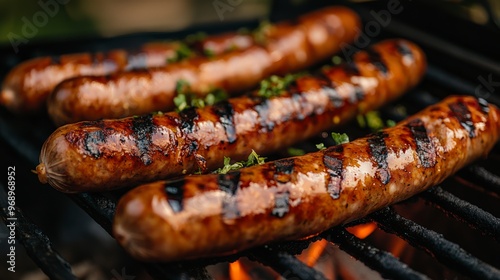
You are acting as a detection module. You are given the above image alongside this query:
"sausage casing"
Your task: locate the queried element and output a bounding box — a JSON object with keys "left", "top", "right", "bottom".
{"left": 0, "top": 30, "right": 255, "bottom": 113}
{"left": 47, "top": 6, "right": 362, "bottom": 125}
{"left": 36, "top": 39, "right": 425, "bottom": 192}
{"left": 113, "top": 95, "right": 500, "bottom": 262}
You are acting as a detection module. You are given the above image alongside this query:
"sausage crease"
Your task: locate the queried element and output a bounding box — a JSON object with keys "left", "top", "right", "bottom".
{"left": 36, "top": 39, "right": 425, "bottom": 193}
{"left": 113, "top": 95, "right": 500, "bottom": 262}
{"left": 0, "top": 25, "right": 258, "bottom": 113}
{"left": 47, "top": 7, "right": 362, "bottom": 125}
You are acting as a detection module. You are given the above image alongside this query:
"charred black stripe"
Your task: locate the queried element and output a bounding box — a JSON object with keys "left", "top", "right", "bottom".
{"left": 342, "top": 61, "right": 360, "bottom": 76}
{"left": 132, "top": 114, "right": 155, "bottom": 165}
{"left": 275, "top": 158, "right": 295, "bottom": 174}
{"left": 254, "top": 98, "right": 275, "bottom": 131}
{"left": 212, "top": 101, "right": 237, "bottom": 144}
{"left": 368, "top": 132, "right": 391, "bottom": 184}
{"left": 396, "top": 41, "right": 413, "bottom": 59}
{"left": 274, "top": 158, "right": 295, "bottom": 184}
{"left": 477, "top": 98, "right": 490, "bottom": 114}
{"left": 126, "top": 53, "right": 147, "bottom": 70}
{"left": 272, "top": 191, "right": 290, "bottom": 218}
{"left": 323, "top": 85, "right": 344, "bottom": 108}
{"left": 407, "top": 119, "right": 436, "bottom": 168}
{"left": 164, "top": 179, "right": 185, "bottom": 213}
{"left": 366, "top": 48, "right": 388, "bottom": 76}
{"left": 84, "top": 130, "right": 105, "bottom": 158}
{"left": 449, "top": 102, "right": 476, "bottom": 138}
{"left": 324, "top": 146, "right": 344, "bottom": 199}
{"left": 354, "top": 86, "right": 365, "bottom": 103}
{"left": 219, "top": 171, "right": 241, "bottom": 219}
{"left": 179, "top": 107, "right": 199, "bottom": 133}
{"left": 218, "top": 171, "right": 241, "bottom": 195}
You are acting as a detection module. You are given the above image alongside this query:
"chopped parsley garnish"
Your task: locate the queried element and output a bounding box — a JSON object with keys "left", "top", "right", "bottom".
{"left": 257, "top": 73, "right": 304, "bottom": 98}
{"left": 331, "top": 132, "right": 350, "bottom": 145}
{"left": 357, "top": 111, "right": 396, "bottom": 131}
{"left": 173, "top": 80, "right": 228, "bottom": 111}
{"left": 253, "top": 20, "right": 272, "bottom": 45}
{"left": 287, "top": 147, "right": 305, "bottom": 156}
{"left": 203, "top": 48, "right": 216, "bottom": 58}
{"left": 316, "top": 143, "right": 326, "bottom": 150}
{"left": 316, "top": 132, "right": 350, "bottom": 150}
{"left": 167, "top": 43, "right": 194, "bottom": 63}
{"left": 215, "top": 150, "right": 266, "bottom": 174}
{"left": 185, "top": 32, "right": 207, "bottom": 44}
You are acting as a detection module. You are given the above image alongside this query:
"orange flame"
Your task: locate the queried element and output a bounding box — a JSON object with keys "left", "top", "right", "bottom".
{"left": 229, "top": 260, "right": 252, "bottom": 280}
{"left": 347, "top": 222, "right": 378, "bottom": 239}
{"left": 389, "top": 236, "right": 408, "bottom": 258}
{"left": 303, "top": 239, "right": 329, "bottom": 267}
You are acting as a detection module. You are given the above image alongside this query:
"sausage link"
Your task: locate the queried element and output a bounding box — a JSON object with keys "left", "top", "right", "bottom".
{"left": 0, "top": 30, "right": 256, "bottom": 114}
{"left": 113, "top": 95, "right": 500, "bottom": 262}
{"left": 36, "top": 39, "right": 425, "bottom": 193}
{"left": 47, "top": 6, "right": 362, "bottom": 125}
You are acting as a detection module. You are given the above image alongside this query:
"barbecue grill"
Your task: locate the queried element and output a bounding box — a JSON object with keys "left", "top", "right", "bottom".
{"left": 1, "top": 0, "right": 500, "bottom": 279}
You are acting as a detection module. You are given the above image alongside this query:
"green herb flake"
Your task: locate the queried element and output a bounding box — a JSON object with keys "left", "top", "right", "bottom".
{"left": 257, "top": 73, "right": 304, "bottom": 98}
{"left": 185, "top": 32, "right": 207, "bottom": 44}
{"left": 167, "top": 43, "right": 194, "bottom": 63}
{"left": 386, "top": 119, "right": 397, "bottom": 127}
{"left": 203, "top": 48, "right": 216, "bottom": 58}
{"left": 253, "top": 20, "right": 272, "bottom": 45}
{"left": 316, "top": 143, "right": 326, "bottom": 150}
{"left": 215, "top": 150, "right": 266, "bottom": 174}
{"left": 331, "top": 132, "right": 349, "bottom": 145}
{"left": 287, "top": 147, "right": 305, "bottom": 156}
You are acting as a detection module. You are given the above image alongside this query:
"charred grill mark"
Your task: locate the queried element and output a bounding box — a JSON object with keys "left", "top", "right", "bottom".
{"left": 218, "top": 171, "right": 241, "bottom": 219}
{"left": 396, "top": 41, "right": 414, "bottom": 60}
{"left": 164, "top": 179, "right": 185, "bottom": 213}
{"left": 274, "top": 158, "right": 295, "bottom": 183}
{"left": 323, "top": 146, "right": 344, "bottom": 199}
{"left": 354, "top": 86, "right": 365, "bottom": 103}
{"left": 477, "top": 98, "right": 490, "bottom": 114}
{"left": 366, "top": 48, "right": 388, "bottom": 76}
{"left": 254, "top": 98, "right": 275, "bottom": 131}
{"left": 449, "top": 102, "right": 476, "bottom": 138}
{"left": 179, "top": 107, "right": 199, "bottom": 133}
{"left": 272, "top": 191, "right": 290, "bottom": 218}
{"left": 212, "top": 101, "right": 237, "bottom": 144}
{"left": 132, "top": 115, "right": 155, "bottom": 165}
{"left": 408, "top": 119, "right": 436, "bottom": 168}
{"left": 322, "top": 85, "right": 343, "bottom": 108}
{"left": 84, "top": 130, "right": 105, "bottom": 158}
{"left": 342, "top": 61, "right": 360, "bottom": 76}
{"left": 368, "top": 132, "right": 391, "bottom": 184}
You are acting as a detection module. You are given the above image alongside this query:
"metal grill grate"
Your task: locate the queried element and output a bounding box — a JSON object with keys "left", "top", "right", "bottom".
{"left": 1, "top": 1, "right": 500, "bottom": 279}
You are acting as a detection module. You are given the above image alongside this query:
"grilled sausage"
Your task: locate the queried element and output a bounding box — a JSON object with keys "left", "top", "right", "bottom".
{"left": 36, "top": 39, "right": 426, "bottom": 193}
{"left": 113, "top": 95, "right": 500, "bottom": 262}
{"left": 0, "top": 31, "right": 256, "bottom": 114}
{"left": 47, "top": 6, "right": 362, "bottom": 126}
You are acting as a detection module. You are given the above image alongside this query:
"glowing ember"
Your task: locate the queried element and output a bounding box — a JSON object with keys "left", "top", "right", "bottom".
{"left": 347, "top": 222, "right": 378, "bottom": 239}
{"left": 229, "top": 260, "right": 252, "bottom": 280}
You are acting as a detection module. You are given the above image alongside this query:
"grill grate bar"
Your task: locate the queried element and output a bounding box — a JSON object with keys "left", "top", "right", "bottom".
{"left": 371, "top": 207, "right": 500, "bottom": 280}
{"left": 420, "top": 186, "right": 500, "bottom": 242}
{"left": 0, "top": 185, "right": 76, "bottom": 280}
{"left": 250, "top": 249, "right": 327, "bottom": 280}
{"left": 462, "top": 165, "right": 500, "bottom": 194}
{"left": 324, "top": 227, "right": 429, "bottom": 280}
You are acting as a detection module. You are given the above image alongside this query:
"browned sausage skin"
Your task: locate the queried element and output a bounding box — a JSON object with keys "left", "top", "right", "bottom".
{"left": 0, "top": 28, "right": 256, "bottom": 114}
{"left": 36, "top": 39, "right": 425, "bottom": 193}
{"left": 0, "top": 43, "right": 180, "bottom": 113}
{"left": 113, "top": 96, "right": 500, "bottom": 262}
{"left": 47, "top": 7, "right": 362, "bottom": 126}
